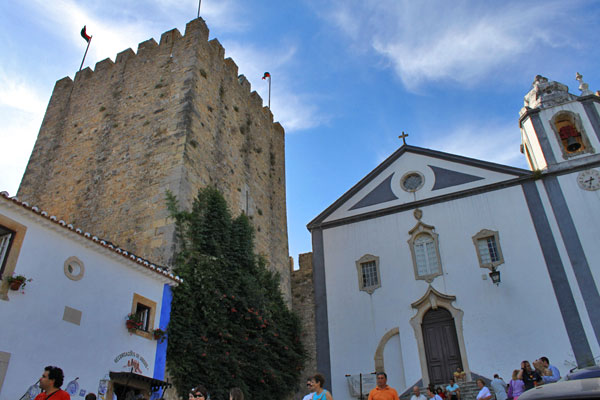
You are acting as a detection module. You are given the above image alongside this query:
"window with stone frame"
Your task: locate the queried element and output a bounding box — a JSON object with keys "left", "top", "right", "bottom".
{"left": 408, "top": 218, "right": 443, "bottom": 283}
{"left": 0, "top": 225, "right": 14, "bottom": 278}
{"left": 130, "top": 293, "right": 157, "bottom": 339}
{"left": 355, "top": 254, "right": 381, "bottom": 294}
{"left": 414, "top": 234, "right": 440, "bottom": 277}
{"left": 0, "top": 215, "right": 27, "bottom": 301}
{"left": 472, "top": 229, "right": 504, "bottom": 269}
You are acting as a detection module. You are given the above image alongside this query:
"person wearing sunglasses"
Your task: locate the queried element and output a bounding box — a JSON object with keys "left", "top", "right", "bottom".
{"left": 189, "top": 385, "right": 208, "bottom": 400}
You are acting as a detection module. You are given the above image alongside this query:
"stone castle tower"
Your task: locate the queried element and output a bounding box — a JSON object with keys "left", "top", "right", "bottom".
{"left": 17, "top": 18, "right": 291, "bottom": 298}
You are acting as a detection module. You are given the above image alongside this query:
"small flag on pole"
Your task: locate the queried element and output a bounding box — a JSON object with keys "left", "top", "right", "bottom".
{"left": 81, "top": 26, "right": 92, "bottom": 43}
{"left": 262, "top": 72, "right": 271, "bottom": 108}
{"left": 79, "top": 26, "right": 93, "bottom": 72}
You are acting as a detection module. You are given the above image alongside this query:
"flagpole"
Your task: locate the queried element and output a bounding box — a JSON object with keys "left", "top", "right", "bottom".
{"left": 79, "top": 36, "right": 92, "bottom": 72}
{"left": 197, "top": 0, "right": 201, "bottom": 18}
{"left": 268, "top": 75, "right": 271, "bottom": 109}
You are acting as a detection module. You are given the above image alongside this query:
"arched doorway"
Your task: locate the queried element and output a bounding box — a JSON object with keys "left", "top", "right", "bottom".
{"left": 422, "top": 307, "right": 462, "bottom": 384}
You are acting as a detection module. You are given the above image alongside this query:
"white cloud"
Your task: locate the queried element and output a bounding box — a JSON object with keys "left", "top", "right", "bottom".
{"left": 0, "top": 68, "right": 48, "bottom": 194}
{"left": 23, "top": 0, "right": 249, "bottom": 75}
{"left": 321, "top": 0, "right": 581, "bottom": 90}
{"left": 427, "top": 120, "right": 529, "bottom": 168}
{"left": 0, "top": 68, "right": 47, "bottom": 113}
{"left": 0, "top": 108, "right": 42, "bottom": 195}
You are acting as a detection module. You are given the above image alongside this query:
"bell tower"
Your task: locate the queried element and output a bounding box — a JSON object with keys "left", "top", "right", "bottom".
{"left": 519, "top": 74, "right": 600, "bottom": 171}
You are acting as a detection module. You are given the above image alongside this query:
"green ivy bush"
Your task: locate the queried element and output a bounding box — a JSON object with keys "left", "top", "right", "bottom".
{"left": 166, "top": 187, "right": 305, "bottom": 400}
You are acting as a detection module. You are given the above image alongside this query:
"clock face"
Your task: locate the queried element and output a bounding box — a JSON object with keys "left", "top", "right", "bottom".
{"left": 577, "top": 169, "right": 600, "bottom": 191}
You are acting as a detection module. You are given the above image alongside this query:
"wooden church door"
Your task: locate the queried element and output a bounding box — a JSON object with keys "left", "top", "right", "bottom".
{"left": 422, "top": 307, "right": 462, "bottom": 384}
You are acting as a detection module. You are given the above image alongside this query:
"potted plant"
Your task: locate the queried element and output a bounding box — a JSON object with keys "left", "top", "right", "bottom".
{"left": 152, "top": 328, "right": 167, "bottom": 343}
{"left": 126, "top": 313, "right": 142, "bottom": 333}
{"left": 6, "top": 274, "right": 31, "bottom": 291}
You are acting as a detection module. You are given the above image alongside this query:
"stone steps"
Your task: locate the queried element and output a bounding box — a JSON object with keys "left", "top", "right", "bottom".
{"left": 400, "top": 381, "right": 497, "bottom": 400}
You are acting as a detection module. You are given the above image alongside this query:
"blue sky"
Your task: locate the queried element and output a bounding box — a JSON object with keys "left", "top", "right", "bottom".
{"left": 1, "top": 0, "right": 599, "bottom": 264}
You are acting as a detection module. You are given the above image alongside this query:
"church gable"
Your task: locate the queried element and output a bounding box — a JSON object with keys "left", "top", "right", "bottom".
{"left": 310, "top": 146, "right": 530, "bottom": 227}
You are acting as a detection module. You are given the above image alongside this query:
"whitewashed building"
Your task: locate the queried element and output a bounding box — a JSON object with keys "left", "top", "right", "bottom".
{"left": 0, "top": 192, "right": 180, "bottom": 400}
{"left": 307, "top": 75, "right": 600, "bottom": 399}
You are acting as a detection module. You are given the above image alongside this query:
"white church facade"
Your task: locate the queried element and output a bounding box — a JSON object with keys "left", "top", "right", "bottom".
{"left": 307, "top": 75, "right": 600, "bottom": 399}
{"left": 0, "top": 192, "right": 180, "bottom": 400}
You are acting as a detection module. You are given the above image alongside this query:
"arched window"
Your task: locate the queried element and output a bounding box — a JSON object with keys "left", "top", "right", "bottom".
{"left": 551, "top": 111, "right": 593, "bottom": 159}
{"left": 414, "top": 234, "right": 440, "bottom": 277}
{"left": 355, "top": 254, "right": 381, "bottom": 294}
{"left": 408, "top": 216, "right": 443, "bottom": 282}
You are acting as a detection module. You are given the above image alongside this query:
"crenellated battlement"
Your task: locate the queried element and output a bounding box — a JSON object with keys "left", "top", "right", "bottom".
{"left": 18, "top": 17, "right": 291, "bottom": 303}
{"left": 57, "top": 18, "right": 275, "bottom": 124}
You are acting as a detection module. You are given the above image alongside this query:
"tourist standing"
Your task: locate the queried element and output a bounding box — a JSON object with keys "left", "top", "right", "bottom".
{"left": 507, "top": 370, "right": 525, "bottom": 400}
{"left": 491, "top": 374, "right": 508, "bottom": 400}
{"left": 303, "top": 378, "right": 315, "bottom": 400}
{"left": 188, "top": 385, "right": 208, "bottom": 400}
{"left": 475, "top": 379, "right": 492, "bottom": 400}
{"left": 368, "top": 372, "right": 398, "bottom": 400}
{"left": 540, "top": 357, "right": 561, "bottom": 383}
{"left": 519, "top": 361, "right": 542, "bottom": 391}
{"left": 35, "top": 366, "right": 70, "bottom": 400}
{"left": 411, "top": 386, "right": 427, "bottom": 400}
{"left": 311, "top": 373, "right": 333, "bottom": 400}
{"left": 426, "top": 386, "right": 442, "bottom": 400}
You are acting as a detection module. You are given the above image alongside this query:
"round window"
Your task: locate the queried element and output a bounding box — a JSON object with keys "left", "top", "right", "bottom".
{"left": 64, "top": 257, "right": 85, "bottom": 281}
{"left": 401, "top": 172, "right": 424, "bottom": 192}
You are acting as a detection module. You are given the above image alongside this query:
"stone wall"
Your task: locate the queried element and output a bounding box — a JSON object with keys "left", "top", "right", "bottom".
{"left": 17, "top": 18, "right": 290, "bottom": 300}
{"left": 292, "top": 252, "right": 317, "bottom": 399}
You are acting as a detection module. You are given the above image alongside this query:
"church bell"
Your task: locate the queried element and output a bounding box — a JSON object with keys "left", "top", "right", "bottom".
{"left": 566, "top": 136, "right": 581, "bottom": 152}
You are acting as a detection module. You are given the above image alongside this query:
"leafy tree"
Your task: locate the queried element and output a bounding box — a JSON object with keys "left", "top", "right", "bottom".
{"left": 166, "top": 187, "right": 305, "bottom": 400}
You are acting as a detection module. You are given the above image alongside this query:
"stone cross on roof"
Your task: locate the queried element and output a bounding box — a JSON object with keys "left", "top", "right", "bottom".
{"left": 398, "top": 131, "right": 409, "bottom": 145}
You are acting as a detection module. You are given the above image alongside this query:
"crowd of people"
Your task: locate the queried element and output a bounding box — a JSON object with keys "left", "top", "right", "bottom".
{"left": 412, "top": 357, "right": 561, "bottom": 400}
{"left": 299, "top": 356, "right": 561, "bottom": 400}
{"left": 30, "top": 365, "right": 245, "bottom": 400}
{"left": 32, "top": 357, "right": 561, "bottom": 400}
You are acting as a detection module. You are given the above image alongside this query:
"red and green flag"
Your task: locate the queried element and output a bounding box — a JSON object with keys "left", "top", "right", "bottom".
{"left": 262, "top": 72, "right": 271, "bottom": 80}
{"left": 81, "top": 26, "right": 91, "bottom": 43}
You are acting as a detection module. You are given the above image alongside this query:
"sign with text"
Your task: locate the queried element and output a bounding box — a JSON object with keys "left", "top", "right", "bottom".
{"left": 113, "top": 350, "right": 150, "bottom": 373}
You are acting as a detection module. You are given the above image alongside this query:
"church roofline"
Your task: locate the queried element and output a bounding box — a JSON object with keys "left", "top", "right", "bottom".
{"left": 307, "top": 145, "right": 531, "bottom": 230}
{"left": 0, "top": 191, "right": 181, "bottom": 285}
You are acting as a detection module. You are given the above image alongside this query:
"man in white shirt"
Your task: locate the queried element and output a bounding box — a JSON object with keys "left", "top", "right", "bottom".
{"left": 411, "top": 386, "right": 428, "bottom": 400}
{"left": 302, "top": 378, "right": 315, "bottom": 400}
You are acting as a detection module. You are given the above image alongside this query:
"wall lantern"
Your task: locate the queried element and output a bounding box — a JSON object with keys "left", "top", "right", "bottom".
{"left": 489, "top": 267, "right": 501, "bottom": 286}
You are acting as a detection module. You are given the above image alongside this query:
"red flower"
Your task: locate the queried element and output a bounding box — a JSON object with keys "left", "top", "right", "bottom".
{"left": 202, "top": 353, "right": 206, "bottom": 357}
{"left": 231, "top": 307, "right": 237, "bottom": 312}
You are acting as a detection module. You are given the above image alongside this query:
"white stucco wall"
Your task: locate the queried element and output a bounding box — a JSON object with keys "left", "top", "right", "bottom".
{"left": 0, "top": 204, "right": 172, "bottom": 400}
{"left": 322, "top": 185, "right": 578, "bottom": 400}
{"left": 323, "top": 152, "right": 523, "bottom": 224}
{"left": 520, "top": 118, "right": 546, "bottom": 170}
